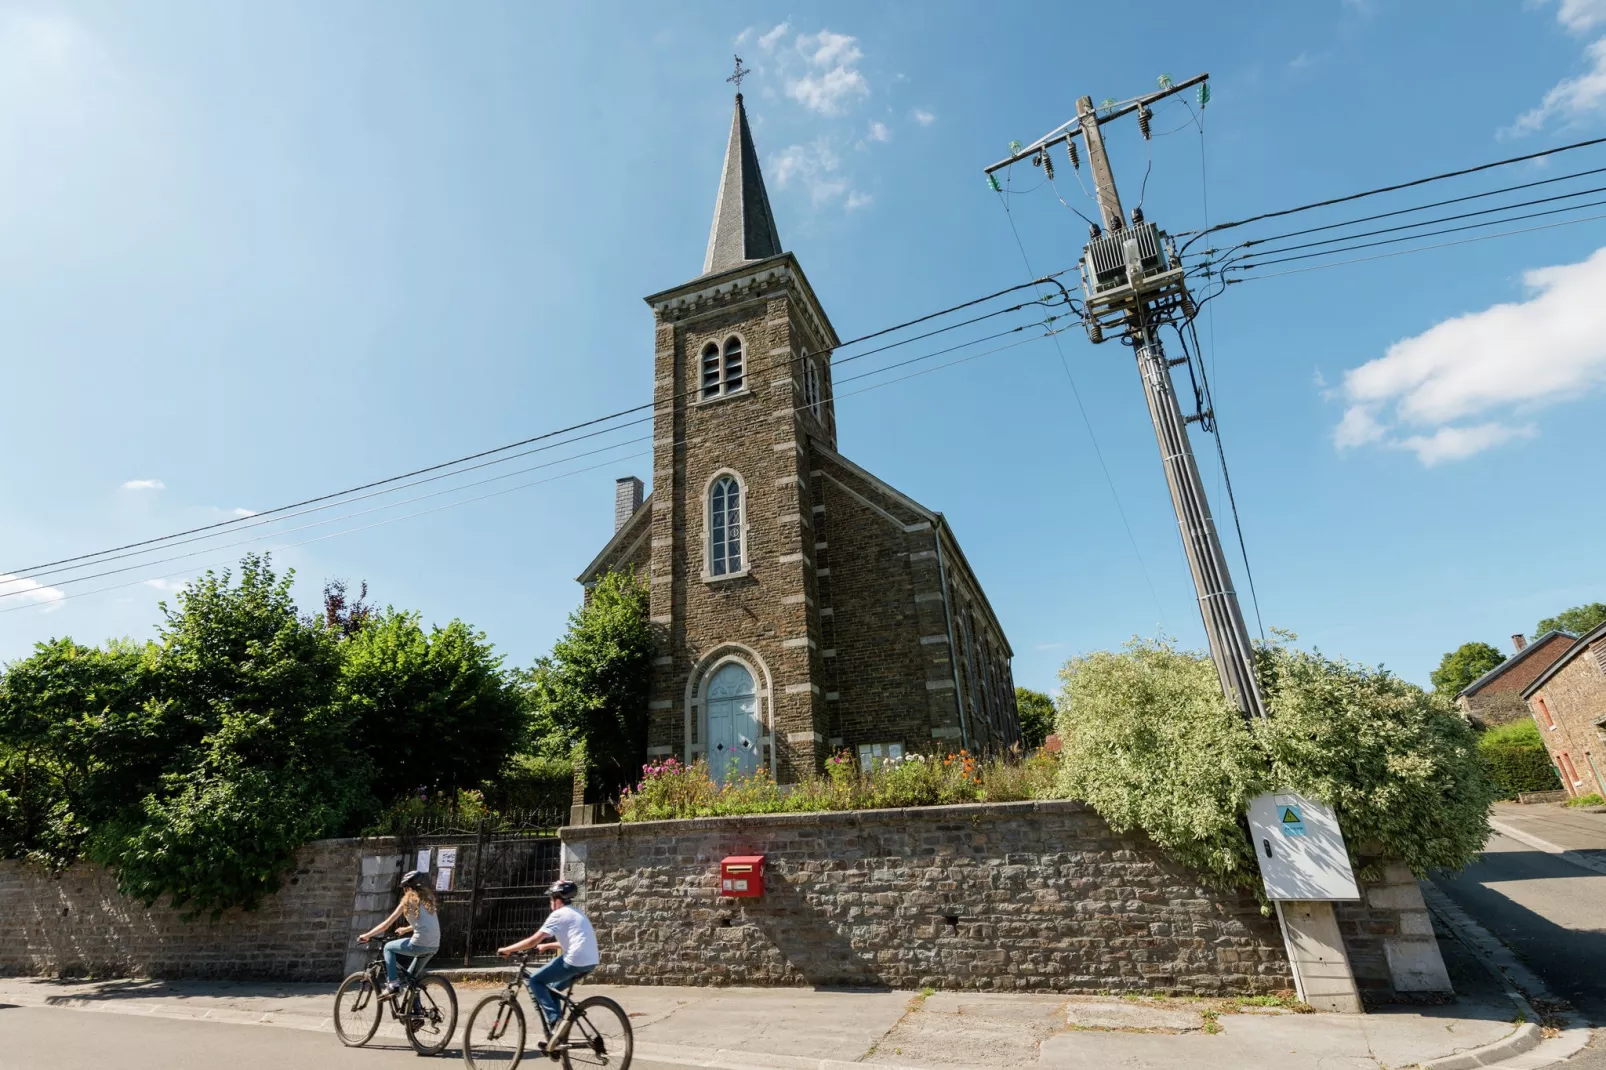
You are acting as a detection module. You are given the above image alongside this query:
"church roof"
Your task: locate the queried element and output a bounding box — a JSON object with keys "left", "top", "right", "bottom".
{"left": 702, "top": 94, "right": 784, "bottom": 276}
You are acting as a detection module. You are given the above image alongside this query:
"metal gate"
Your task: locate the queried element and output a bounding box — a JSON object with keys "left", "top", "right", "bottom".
{"left": 402, "top": 810, "right": 565, "bottom": 967}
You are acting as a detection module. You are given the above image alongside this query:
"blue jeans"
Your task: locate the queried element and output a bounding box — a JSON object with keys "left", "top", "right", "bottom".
{"left": 525, "top": 958, "right": 594, "bottom": 1028}
{"left": 383, "top": 937, "right": 438, "bottom": 986}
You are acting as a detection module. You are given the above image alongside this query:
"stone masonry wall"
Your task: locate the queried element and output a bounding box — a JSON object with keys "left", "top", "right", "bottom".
{"left": 1529, "top": 641, "right": 1606, "bottom": 798}
{"left": 563, "top": 800, "right": 1293, "bottom": 994}
{"left": 0, "top": 837, "right": 401, "bottom": 982}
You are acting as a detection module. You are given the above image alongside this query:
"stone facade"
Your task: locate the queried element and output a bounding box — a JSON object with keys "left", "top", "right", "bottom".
{"left": 562, "top": 800, "right": 1292, "bottom": 995}
{"left": 0, "top": 837, "right": 395, "bottom": 981}
{"left": 1456, "top": 631, "right": 1574, "bottom": 728}
{"left": 578, "top": 97, "right": 1017, "bottom": 783}
{"left": 1524, "top": 623, "right": 1606, "bottom": 798}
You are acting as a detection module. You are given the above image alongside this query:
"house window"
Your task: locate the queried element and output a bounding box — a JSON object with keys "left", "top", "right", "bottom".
{"left": 1536, "top": 695, "right": 1557, "bottom": 729}
{"left": 1560, "top": 751, "right": 1582, "bottom": 787}
{"left": 857, "top": 741, "right": 904, "bottom": 771}
{"left": 1592, "top": 641, "right": 1606, "bottom": 675}
{"left": 700, "top": 335, "right": 746, "bottom": 399}
{"left": 804, "top": 358, "right": 822, "bottom": 418}
{"left": 709, "top": 474, "right": 743, "bottom": 576}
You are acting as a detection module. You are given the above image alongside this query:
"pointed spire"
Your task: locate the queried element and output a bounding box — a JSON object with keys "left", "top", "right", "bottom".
{"left": 703, "top": 94, "right": 784, "bottom": 276}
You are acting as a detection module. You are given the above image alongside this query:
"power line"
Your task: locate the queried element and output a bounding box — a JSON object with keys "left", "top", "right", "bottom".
{"left": 1182, "top": 134, "right": 1606, "bottom": 251}
{"left": 1228, "top": 193, "right": 1606, "bottom": 272}
{"left": 4, "top": 275, "right": 1069, "bottom": 582}
{"left": 3, "top": 317, "right": 1068, "bottom": 605}
{"left": 1225, "top": 209, "right": 1606, "bottom": 282}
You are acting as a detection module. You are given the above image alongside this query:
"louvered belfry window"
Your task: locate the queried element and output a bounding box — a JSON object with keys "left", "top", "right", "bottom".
{"left": 701, "top": 336, "right": 746, "bottom": 400}
{"left": 804, "top": 358, "right": 821, "bottom": 418}
{"left": 710, "top": 475, "right": 743, "bottom": 576}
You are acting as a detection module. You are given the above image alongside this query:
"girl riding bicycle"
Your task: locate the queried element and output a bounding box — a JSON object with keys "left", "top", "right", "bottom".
{"left": 358, "top": 869, "right": 441, "bottom": 994}
{"left": 498, "top": 879, "right": 599, "bottom": 1048}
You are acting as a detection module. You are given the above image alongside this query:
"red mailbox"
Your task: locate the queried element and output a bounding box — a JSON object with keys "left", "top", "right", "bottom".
{"left": 720, "top": 855, "right": 765, "bottom": 898}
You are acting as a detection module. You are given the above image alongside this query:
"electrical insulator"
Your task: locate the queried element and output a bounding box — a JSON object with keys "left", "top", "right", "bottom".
{"left": 1197, "top": 83, "right": 1211, "bottom": 109}
{"left": 1088, "top": 223, "right": 1102, "bottom": 240}
{"left": 1031, "top": 152, "right": 1042, "bottom": 168}
{"left": 1089, "top": 322, "right": 1104, "bottom": 344}
{"left": 1042, "top": 151, "right": 1054, "bottom": 180}
{"left": 1066, "top": 139, "right": 1080, "bottom": 170}
{"left": 987, "top": 173, "right": 1001, "bottom": 193}
{"left": 1157, "top": 73, "right": 1174, "bottom": 90}
{"left": 1131, "top": 207, "right": 1145, "bottom": 226}
{"left": 1182, "top": 293, "right": 1197, "bottom": 319}
{"left": 1009, "top": 139, "right": 1023, "bottom": 154}
{"left": 1137, "top": 104, "right": 1152, "bottom": 140}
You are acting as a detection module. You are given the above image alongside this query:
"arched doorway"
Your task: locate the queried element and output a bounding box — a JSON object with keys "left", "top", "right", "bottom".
{"left": 704, "top": 661, "right": 760, "bottom": 784}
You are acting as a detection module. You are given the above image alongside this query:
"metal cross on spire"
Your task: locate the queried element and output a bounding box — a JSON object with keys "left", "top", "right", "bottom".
{"left": 727, "top": 55, "right": 751, "bottom": 92}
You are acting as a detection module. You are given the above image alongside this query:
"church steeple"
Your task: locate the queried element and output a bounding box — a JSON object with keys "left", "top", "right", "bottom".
{"left": 702, "top": 92, "right": 784, "bottom": 276}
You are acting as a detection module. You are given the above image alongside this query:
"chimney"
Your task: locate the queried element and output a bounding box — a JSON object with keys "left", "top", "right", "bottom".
{"left": 614, "top": 476, "right": 643, "bottom": 533}
{"left": 1512, "top": 633, "right": 1528, "bottom": 653}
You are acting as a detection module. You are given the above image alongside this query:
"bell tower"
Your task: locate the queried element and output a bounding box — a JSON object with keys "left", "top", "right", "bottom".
{"left": 639, "top": 88, "right": 840, "bottom": 783}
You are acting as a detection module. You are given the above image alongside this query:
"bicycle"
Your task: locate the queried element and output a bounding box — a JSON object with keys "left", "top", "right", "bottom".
{"left": 334, "top": 930, "right": 459, "bottom": 1055}
{"left": 461, "top": 951, "right": 631, "bottom": 1068}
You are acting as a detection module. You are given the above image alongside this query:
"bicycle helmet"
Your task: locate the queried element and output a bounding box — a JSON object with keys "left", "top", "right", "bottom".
{"left": 545, "top": 879, "right": 578, "bottom": 903}
{"left": 400, "top": 869, "right": 429, "bottom": 889}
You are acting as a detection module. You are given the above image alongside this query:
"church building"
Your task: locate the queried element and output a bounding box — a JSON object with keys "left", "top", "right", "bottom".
{"left": 579, "top": 92, "right": 1020, "bottom": 784}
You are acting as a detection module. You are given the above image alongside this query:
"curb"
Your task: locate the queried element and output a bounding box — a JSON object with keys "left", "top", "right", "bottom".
{"left": 1421, "top": 880, "right": 1593, "bottom": 1070}
{"left": 1487, "top": 819, "right": 1606, "bottom": 878}
{"left": 633, "top": 1042, "right": 935, "bottom": 1070}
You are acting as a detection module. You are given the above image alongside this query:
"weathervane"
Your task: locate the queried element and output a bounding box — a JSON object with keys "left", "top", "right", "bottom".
{"left": 727, "top": 54, "right": 750, "bottom": 92}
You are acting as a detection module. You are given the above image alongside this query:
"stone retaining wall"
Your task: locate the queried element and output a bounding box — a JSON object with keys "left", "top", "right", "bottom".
{"left": 562, "top": 799, "right": 1295, "bottom": 994}
{"left": 0, "top": 837, "right": 400, "bottom": 981}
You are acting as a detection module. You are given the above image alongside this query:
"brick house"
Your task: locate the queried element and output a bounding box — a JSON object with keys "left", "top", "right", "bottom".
{"left": 1455, "top": 631, "right": 1576, "bottom": 728}
{"left": 1522, "top": 620, "right": 1606, "bottom": 798}
{"left": 578, "top": 93, "right": 1020, "bottom": 784}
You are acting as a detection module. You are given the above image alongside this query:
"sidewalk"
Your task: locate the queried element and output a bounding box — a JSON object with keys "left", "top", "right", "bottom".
{"left": 0, "top": 938, "right": 1572, "bottom": 1070}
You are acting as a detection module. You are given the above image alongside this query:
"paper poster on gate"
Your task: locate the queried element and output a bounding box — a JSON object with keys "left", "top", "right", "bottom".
{"left": 437, "top": 847, "right": 458, "bottom": 869}
{"left": 415, "top": 849, "right": 431, "bottom": 873}
{"left": 435, "top": 867, "right": 453, "bottom": 891}
{"left": 1245, "top": 791, "right": 1360, "bottom": 901}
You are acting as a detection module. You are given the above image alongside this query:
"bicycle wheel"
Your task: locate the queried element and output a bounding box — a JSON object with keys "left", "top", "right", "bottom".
{"left": 561, "top": 996, "right": 632, "bottom": 1069}
{"left": 463, "top": 994, "right": 527, "bottom": 1068}
{"left": 404, "top": 974, "right": 459, "bottom": 1056}
{"left": 332, "top": 971, "right": 381, "bottom": 1047}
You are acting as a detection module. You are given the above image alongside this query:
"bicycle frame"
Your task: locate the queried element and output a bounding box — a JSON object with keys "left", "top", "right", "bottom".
{"left": 502, "top": 953, "right": 582, "bottom": 1042}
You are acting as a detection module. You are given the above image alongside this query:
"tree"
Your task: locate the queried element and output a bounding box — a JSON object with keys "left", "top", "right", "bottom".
{"left": 1014, "top": 687, "right": 1056, "bottom": 749}
{"left": 524, "top": 570, "right": 654, "bottom": 798}
{"left": 339, "top": 609, "right": 526, "bottom": 805}
{"left": 1057, "top": 636, "right": 1494, "bottom": 894}
{"left": 1536, "top": 602, "right": 1606, "bottom": 639}
{"left": 1430, "top": 642, "right": 1505, "bottom": 696}
{"left": 320, "top": 579, "right": 373, "bottom": 637}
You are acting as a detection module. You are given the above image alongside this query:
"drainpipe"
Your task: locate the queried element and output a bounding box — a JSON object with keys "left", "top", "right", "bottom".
{"left": 933, "top": 517, "right": 972, "bottom": 752}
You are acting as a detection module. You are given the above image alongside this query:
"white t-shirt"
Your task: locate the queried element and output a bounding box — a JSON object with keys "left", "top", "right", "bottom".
{"left": 540, "top": 905, "right": 600, "bottom": 968}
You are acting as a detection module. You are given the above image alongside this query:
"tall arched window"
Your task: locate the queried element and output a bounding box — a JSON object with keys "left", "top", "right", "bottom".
{"left": 709, "top": 474, "right": 743, "bottom": 576}
{"left": 700, "top": 335, "right": 746, "bottom": 400}
{"left": 803, "top": 358, "right": 822, "bottom": 418}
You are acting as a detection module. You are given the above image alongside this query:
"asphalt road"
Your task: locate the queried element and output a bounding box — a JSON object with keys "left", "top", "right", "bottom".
{"left": 0, "top": 1004, "right": 679, "bottom": 1070}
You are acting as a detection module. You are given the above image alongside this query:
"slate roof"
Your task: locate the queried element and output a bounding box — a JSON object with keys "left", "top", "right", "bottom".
{"left": 702, "top": 94, "right": 784, "bottom": 276}
{"left": 1456, "top": 629, "right": 1574, "bottom": 698}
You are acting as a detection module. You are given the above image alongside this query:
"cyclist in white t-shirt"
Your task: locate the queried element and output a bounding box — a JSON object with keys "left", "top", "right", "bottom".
{"left": 498, "top": 879, "right": 600, "bottom": 1043}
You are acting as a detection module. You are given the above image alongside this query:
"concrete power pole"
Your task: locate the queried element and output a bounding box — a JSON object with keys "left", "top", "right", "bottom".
{"left": 987, "top": 76, "right": 1266, "bottom": 723}
{"left": 985, "top": 78, "right": 1371, "bottom": 1013}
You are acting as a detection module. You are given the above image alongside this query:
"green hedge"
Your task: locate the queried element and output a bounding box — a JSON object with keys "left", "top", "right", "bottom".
{"left": 1477, "top": 719, "right": 1560, "bottom": 799}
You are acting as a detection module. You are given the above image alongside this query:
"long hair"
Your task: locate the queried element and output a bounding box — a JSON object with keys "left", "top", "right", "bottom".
{"left": 403, "top": 882, "right": 438, "bottom": 917}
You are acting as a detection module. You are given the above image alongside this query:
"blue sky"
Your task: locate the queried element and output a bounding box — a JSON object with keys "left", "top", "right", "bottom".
{"left": 3, "top": 1, "right": 1605, "bottom": 692}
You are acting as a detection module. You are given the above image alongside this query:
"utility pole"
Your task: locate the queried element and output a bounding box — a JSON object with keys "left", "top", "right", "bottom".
{"left": 985, "top": 78, "right": 1371, "bottom": 1014}
{"left": 986, "top": 76, "right": 1266, "bottom": 722}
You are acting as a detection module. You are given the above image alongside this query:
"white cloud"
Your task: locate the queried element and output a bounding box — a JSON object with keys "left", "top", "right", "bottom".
{"left": 1289, "top": 52, "right": 1313, "bottom": 70}
{"left": 142, "top": 577, "right": 189, "bottom": 593}
{"left": 231, "top": 507, "right": 258, "bottom": 518}
{"left": 121, "top": 478, "right": 165, "bottom": 491}
{"left": 1396, "top": 423, "right": 1536, "bottom": 466}
{"left": 786, "top": 30, "right": 868, "bottom": 115}
{"left": 1557, "top": 0, "right": 1606, "bottom": 33}
{"left": 912, "top": 109, "right": 936, "bottom": 126}
{"left": 1507, "top": 36, "right": 1606, "bottom": 134}
{"left": 1335, "top": 246, "right": 1606, "bottom": 463}
{"left": 734, "top": 27, "right": 752, "bottom": 47}
{"left": 758, "top": 22, "right": 790, "bottom": 51}
{"left": 0, "top": 573, "right": 65, "bottom": 607}
{"left": 769, "top": 139, "right": 870, "bottom": 210}
{"left": 866, "top": 120, "right": 890, "bottom": 142}
{"left": 845, "top": 190, "right": 872, "bottom": 210}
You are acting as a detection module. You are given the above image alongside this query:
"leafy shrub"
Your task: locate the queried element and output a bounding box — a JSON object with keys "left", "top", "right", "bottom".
{"left": 1056, "top": 636, "right": 1495, "bottom": 894}
{"left": 1565, "top": 792, "right": 1605, "bottom": 808}
{"left": 617, "top": 748, "right": 1059, "bottom": 822}
{"left": 1477, "top": 719, "right": 1560, "bottom": 799}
